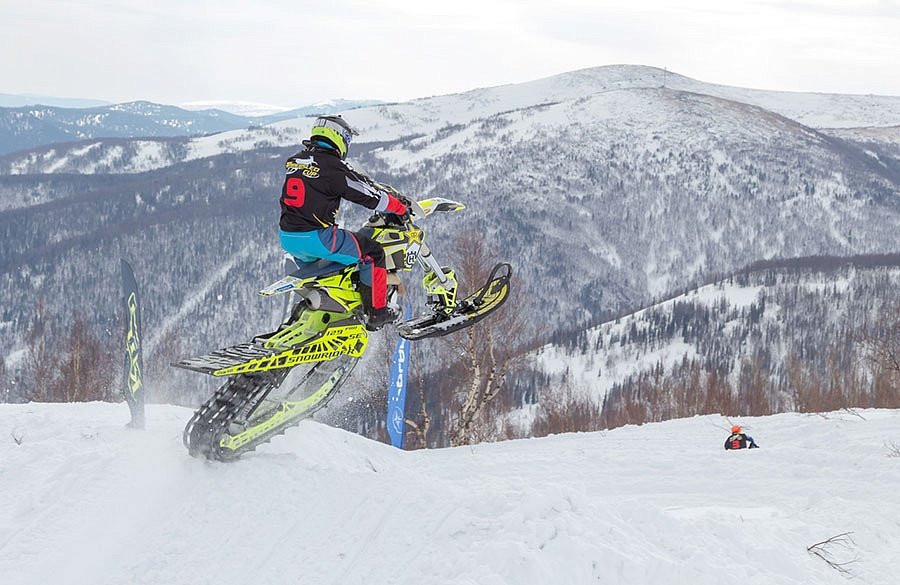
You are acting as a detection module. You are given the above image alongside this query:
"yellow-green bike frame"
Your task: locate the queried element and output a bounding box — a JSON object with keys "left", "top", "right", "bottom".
{"left": 239, "top": 197, "right": 465, "bottom": 374}
{"left": 174, "top": 197, "right": 465, "bottom": 378}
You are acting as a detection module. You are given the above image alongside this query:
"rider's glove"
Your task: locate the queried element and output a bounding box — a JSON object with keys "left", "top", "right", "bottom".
{"left": 385, "top": 194, "right": 410, "bottom": 221}
{"left": 397, "top": 195, "right": 414, "bottom": 221}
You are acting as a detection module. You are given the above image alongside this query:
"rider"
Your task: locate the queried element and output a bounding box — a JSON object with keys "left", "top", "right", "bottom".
{"left": 278, "top": 115, "right": 410, "bottom": 330}
{"left": 724, "top": 425, "right": 759, "bottom": 450}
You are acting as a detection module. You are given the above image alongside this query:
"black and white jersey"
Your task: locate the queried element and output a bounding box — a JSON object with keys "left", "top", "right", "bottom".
{"left": 279, "top": 144, "right": 398, "bottom": 232}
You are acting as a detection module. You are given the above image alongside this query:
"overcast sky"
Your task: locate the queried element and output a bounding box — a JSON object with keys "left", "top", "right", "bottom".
{"left": 2, "top": 0, "right": 899, "bottom": 107}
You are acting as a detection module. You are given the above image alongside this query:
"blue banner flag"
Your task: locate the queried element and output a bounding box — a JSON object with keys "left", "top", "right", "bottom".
{"left": 386, "top": 303, "right": 412, "bottom": 448}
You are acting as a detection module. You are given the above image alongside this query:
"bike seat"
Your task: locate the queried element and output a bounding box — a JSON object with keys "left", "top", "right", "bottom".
{"left": 289, "top": 258, "right": 351, "bottom": 280}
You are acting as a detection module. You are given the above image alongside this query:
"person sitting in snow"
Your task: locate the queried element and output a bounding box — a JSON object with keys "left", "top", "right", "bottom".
{"left": 724, "top": 425, "right": 758, "bottom": 450}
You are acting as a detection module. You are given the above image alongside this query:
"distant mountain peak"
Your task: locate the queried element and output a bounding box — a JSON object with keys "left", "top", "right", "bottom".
{"left": 179, "top": 101, "right": 293, "bottom": 117}
{"left": 0, "top": 93, "right": 111, "bottom": 109}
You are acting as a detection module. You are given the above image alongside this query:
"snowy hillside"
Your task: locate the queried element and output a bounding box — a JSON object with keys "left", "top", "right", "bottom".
{"left": 0, "top": 102, "right": 252, "bottom": 156}
{"left": 178, "top": 99, "right": 385, "bottom": 119}
{"left": 123, "top": 65, "right": 900, "bottom": 161}
{"left": 3, "top": 68, "right": 900, "bottom": 379}
{"left": 0, "top": 98, "right": 386, "bottom": 160}
{"left": 179, "top": 100, "right": 293, "bottom": 116}
{"left": 5, "top": 65, "right": 900, "bottom": 175}
{"left": 0, "top": 93, "right": 110, "bottom": 108}
{"left": 527, "top": 259, "right": 900, "bottom": 418}
{"left": 1, "top": 402, "right": 898, "bottom": 585}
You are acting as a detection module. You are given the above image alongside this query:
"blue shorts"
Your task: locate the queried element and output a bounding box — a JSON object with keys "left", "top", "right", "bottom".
{"left": 279, "top": 227, "right": 385, "bottom": 289}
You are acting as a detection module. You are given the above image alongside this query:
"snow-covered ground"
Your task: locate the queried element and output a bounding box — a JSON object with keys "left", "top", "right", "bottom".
{"left": 2, "top": 403, "right": 898, "bottom": 585}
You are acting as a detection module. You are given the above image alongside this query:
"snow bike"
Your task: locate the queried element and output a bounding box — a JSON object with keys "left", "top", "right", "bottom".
{"left": 173, "top": 196, "right": 512, "bottom": 461}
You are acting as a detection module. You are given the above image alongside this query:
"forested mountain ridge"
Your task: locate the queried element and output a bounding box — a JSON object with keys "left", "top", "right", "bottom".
{"left": 0, "top": 102, "right": 249, "bottom": 156}
{"left": 4, "top": 65, "right": 900, "bottom": 176}
{"left": 0, "top": 99, "right": 383, "bottom": 157}
{"left": 2, "top": 66, "right": 900, "bottom": 413}
{"left": 516, "top": 255, "right": 900, "bottom": 434}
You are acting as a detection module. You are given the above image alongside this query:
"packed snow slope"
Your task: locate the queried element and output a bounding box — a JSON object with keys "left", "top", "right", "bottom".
{"left": 2, "top": 404, "right": 898, "bottom": 585}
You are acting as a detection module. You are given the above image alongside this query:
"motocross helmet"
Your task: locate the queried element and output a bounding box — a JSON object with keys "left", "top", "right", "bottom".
{"left": 310, "top": 115, "right": 359, "bottom": 159}
{"left": 731, "top": 425, "right": 742, "bottom": 434}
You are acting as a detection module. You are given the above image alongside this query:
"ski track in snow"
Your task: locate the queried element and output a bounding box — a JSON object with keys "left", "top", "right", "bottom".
{"left": 1, "top": 404, "right": 899, "bottom": 585}
{"left": 144, "top": 243, "right": 254, "bottom": 355}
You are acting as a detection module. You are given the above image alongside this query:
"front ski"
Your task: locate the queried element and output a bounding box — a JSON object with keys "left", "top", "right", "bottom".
{"left": 397, "top": 262, "right": 512, "bottom": 340}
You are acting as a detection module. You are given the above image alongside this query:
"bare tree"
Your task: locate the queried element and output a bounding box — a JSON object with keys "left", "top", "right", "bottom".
{"left": 532, "top": 374, "right": 601, "bottom": 437}
{"left": 43, "top": 314, "right": 117, "bottom": 402}
{"left": 854, "top": 302, "right": 900, "bottom": 411}
{"left": 738, "top": 354, "right": 771, "bottom": 416}
{"left": 25, "top": 298, "right": 57, "bottom": 402}
{"left": 404, "top": 357, "right": 431, "bottom": 449}
{"left": 0, "top": 357, "right": 8, "bottom": 403}
{"left": 858, "top": 303, "right": 900, "bottom": 383}
{"left": 807, "top": 532, "right": 858, "bottom": 576}
{"left": 440, "top": 230, "right": 536, "bottom": 446}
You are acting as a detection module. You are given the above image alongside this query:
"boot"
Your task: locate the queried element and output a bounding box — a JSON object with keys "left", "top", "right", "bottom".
{"left": 358, "top": 284, "right": 398, "bottom": 331}
{"left": 366, "top": 306, "right": 398, "bottom": 331}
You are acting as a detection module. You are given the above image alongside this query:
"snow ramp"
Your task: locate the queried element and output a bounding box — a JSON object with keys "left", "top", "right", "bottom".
{"left": 1, "top": 403, "right": 899, "bottom": 585}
